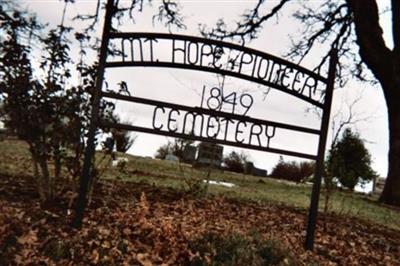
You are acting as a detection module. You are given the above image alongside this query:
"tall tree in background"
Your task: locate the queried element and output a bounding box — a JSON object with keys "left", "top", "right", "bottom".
{"left": 271, "top": 156, "right": 315, "bottom": 183}
{"left": 327, "top": 128, "right": 376, "bottom": 191}
{"left": 201, "top": 0, "right": 400, "bottom": 206}
{"left": 155, "top": 137, "right": 194, "bottom": 160}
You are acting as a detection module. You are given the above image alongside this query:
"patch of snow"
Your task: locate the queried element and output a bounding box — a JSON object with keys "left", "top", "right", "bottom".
{"left": 112, "top": 157, "right": 129, "bottom": 167}
{"left": 165, "top": 154, "right": 179, "bottom": 162}
{"left": 203, "top": 180, "right": 235, "bottom": 188}
{"left": 355, "top": 180, "right": 374, "bottom": 194}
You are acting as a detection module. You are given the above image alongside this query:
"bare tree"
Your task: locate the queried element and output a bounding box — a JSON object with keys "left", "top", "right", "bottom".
{"left": 201, "top": 0, "right": 400, "bottom": 206}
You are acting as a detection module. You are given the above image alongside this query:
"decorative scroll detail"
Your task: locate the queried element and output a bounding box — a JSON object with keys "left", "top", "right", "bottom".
{"left": 107, "top": 33, "right": 329, "bottom": 108}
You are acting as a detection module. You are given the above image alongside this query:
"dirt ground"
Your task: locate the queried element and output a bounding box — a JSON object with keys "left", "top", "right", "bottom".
{"left": 1, "top": 174, "right": 399, "bottom": 265}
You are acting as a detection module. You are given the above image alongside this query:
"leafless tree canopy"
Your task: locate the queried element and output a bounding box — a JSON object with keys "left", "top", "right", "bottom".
{"left": 200, "top": 0, "right": 382, "bottom": 87}
{"left": 71, "top": 0, "right": 185, "bottom": 33}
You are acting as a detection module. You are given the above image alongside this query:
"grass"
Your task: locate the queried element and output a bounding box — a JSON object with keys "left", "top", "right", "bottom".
{"left": 1, "top": 139, "right": 399, "bottom": 231}
{"left": 188, "top": 232, "right": 294, "bottom": 266}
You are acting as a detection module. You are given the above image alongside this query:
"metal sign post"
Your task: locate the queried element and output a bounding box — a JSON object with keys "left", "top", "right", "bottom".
{"left": 73, "top": 0, "right": 114, "bottom": 228}
{"left": 305, "top": 49, "right": 337, "bottom": 250}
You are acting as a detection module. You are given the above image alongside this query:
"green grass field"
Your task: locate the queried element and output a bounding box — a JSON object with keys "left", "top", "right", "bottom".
{"left": 1, "top": 139, "right": 399, "bottom": 231}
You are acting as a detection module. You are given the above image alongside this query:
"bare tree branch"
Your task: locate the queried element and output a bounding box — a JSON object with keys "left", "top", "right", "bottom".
{"left": 200, "top": 0, "right": 291, "bottom": 44}
{"left": 201, "top": 0, "right": 383, "bottom": 88}
{"left": 73, "top": 0, "right": 101, "bottom": 33}
{"left": 73, "top": 0, "right": 185, "bottom": 34}
{"left": 115, "top": 0, "right": 145, "bottom": 19}
{"left": 331, "top": 90, "right": 375, "bottom": 146}
{"left": 152, "top": 0, "right": 186, "bottom": 31}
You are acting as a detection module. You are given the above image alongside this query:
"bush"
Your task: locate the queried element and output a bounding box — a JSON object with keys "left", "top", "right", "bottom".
{"left": 110, "top": 116, "right": 136, "bottom": 153}
{"left": 326, "top": 128, "right": 377, "bottom": 190}
{"left": 112, "top": 129, "right": 136, "bottom": 153}
{"left": 223, "top": 151, "right": 248, "bottom": 173}
{"left": 188, "top": 232, "right": 294, "bottom": 266}
{"left": 155, "top": 138, "right": 194, "bottom": 160}
{"left": 270, "top": 156, "right": 315, "bottom": 182}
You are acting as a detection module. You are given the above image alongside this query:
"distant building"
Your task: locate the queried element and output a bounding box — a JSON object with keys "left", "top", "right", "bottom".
{"left": 182, "top": 145, "right": 197, "bottom": 163}
{"left": 164, "top": 142, "right": 268, "bottom": 177}
{"left": 195, "top": 142, "right": 223, "bottom": 168}
{"left": 244, "top": 162, "right": 268, "bottom": 177}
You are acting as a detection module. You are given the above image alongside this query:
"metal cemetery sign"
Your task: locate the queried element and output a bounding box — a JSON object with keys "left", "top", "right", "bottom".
{"left": 74, "top": 0, "right": 337, "bottom": 251}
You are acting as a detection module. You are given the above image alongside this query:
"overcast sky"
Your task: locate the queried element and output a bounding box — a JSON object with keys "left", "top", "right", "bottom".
{"left": 21, "top": 0, "right": 392, "bottom": 178}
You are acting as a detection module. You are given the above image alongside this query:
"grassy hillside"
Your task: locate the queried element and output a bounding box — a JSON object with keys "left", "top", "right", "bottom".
{"left": 1, "top": 139, "right": 400, "bottom": 265}
{"left": 1, "top": 138, "right": 398, "bottom": 231}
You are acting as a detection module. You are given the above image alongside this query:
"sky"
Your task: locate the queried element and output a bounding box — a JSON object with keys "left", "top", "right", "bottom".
{"left": 20, "top": 0, "right": 392, "bottom": 179}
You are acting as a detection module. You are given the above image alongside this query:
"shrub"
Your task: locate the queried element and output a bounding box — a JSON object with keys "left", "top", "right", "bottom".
{"left": 110, "top": 116, "right": 136, "bottom": 153}
{"left": 223, "top": 151, "right": 248, "bottom": 173}
{"left": 155, "top": 138, "right": 194, "bottom": 160}
{"left": 188, "top": 232, "right": 294, "bottom": 265}
{"left": 326, "top": 128, "right": 377, "bottom": 190}
{"left": 270, "top": 156, "right": 315, "bottom": 182}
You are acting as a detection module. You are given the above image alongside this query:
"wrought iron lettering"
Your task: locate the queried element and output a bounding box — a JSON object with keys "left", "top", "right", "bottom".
{"left": 221, "top": 117, "right": 234, "bottom": 141}
{"left": 249, "top": 123, "right": 263, "bottom": 146}
{"left": 238, "top": 52, "right": 253, "bottom": 74}
{"left": 235, "top": 121, "right": 247, "bottom": 143}
{"left": 292, "top": 71, "right": 304, "bottom": 92}
{"left": 206, "top": 116, "right": 220, "bottom": 138}
{"left": 182, "top": 111, "right": 204, "bottom": 135}
{"left": 152, "top": 106, "right": 165, "bottom": 130}
{"left": 108, "top": 33, "right": 328, "bottom": 107}
{"left": 265, "top": 125, "right": 276, "bottom": 148}
{"left": 302, "top": 76, "right": 318, "bottom": 99}
{"left": 172, "top": 39, "right": 184, "bottom": 63}
{"left": 121, "top": 38, "right": 144, "bottom": 62}
{"left": 144, "top": 38, "right": 157, "bottom": 62}
{"left": 200, "top": 86, "right": 254, "bottom": 115}
{"left": 151, "top": 104, "right": 276, "bottom": 149}
{"left": 167, "top": 108, "right": 180, "bottom": 132}
{"left": 187, "top": 41, "right": 199, "bottom": 65}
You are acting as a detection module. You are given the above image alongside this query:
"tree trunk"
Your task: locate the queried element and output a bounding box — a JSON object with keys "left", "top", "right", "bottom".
{"left": 53, "top": 148, "right": 61, "bottom": 196}
{"left": 28, "top": 143, "right": 47, "bottom": 203}
{"left": 347, "top": 0, "right": 400, "bottom": 206}
{"left": 379, "top": 82, "right": 400, "bottom": 205}
{"left": 31, "top": 152, "right": 46, "bottom": 203}
{"left": 54, "top": 154, "right": 61, "bottom": 180}
{"left": 38, "top": 155, "right": 52, "bottom": 204}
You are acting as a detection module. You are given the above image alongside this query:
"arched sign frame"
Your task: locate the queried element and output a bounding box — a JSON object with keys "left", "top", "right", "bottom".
{"left": 74, "top": 0, "right": 337, "bottom": 251}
